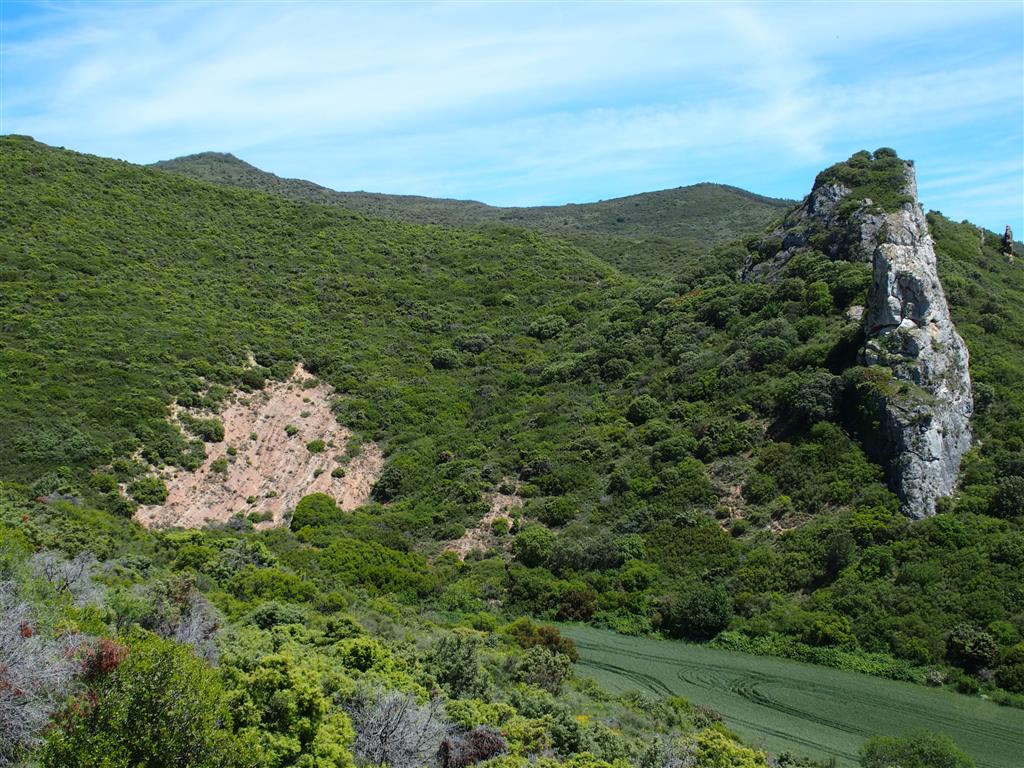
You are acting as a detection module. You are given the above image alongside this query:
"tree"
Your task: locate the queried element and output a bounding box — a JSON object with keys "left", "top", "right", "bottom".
{"left": 995, "top": 643, "right": 1024, "bottom": 693}
{"left": 512, "top": 524, "right": 555, "bottom": 568}
{"left": 291, "top": 492, "right": 342, "bottom": 530}
{"left": 946, "top": 624, "right": 998, "bottom": 672}
{"left": 42, "top": 630, "right": 255, "bottom": 768}
{"left": 990, "top": 476, "right": 1024, "bottom": 519}
{"left": 513, "top": 646, "right": 572, "bottom": 694}
{"left": 664, "top": 584, "right": 733, "bottom": 641}
{"left": 224, "top": 651, "right": 356, "bottom": 768}
{"left": 507, "top": 619, "right": 579, "bottom": 661}
{"left": 626, "top": 395, "right": 660, "bottom": 425}
{"left": 371, "top": 465, "right": 403, "bottom": 502}
{"left": 430, "top": 348, "right": 460, "bottom": 369}
{"left": 127, "top": 475, "right": 168, "bottom": 505}
{"left": 527, "top": 315, "right": 568, "bottom": 340}
{"left": 781, "top": 371, "right": 839, "bottom": 424}
{"left": 859, "top": 729, "right": 975, "bottom": 768}
{"left": 425, "top": 630, "right": 488, "bottom": 698}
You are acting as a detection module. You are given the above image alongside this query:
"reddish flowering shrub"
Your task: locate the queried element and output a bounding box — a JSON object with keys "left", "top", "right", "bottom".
{"left": 80, "top": 639, "right": 129, "bottom": 681}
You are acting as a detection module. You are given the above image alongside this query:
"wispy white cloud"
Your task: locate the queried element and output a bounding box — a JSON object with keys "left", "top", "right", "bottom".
{"left": 2, "top": 1, "right": 1021, "bottom": 231}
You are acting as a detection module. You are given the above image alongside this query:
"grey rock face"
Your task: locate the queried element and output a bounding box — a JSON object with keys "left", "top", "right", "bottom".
{"left": 861, "top": 164, "right": 973, "bottom": 517}
{"left": 744, "top": 158, "right": 973, "bottom": 517}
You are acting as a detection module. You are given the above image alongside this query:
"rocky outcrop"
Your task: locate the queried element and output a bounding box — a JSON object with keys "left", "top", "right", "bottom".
{"left": 861, "top": 162, "right": 973, "bottom": 518}
{"left": 741, "top": 181, "right": 885, "bottom": 283}
{"left": 743, "top": 153, "right": 973, "bottom": 517}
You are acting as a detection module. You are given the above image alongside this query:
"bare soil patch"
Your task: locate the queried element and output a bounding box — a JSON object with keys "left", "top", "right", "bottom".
{"left": 444, "top": 481, "right": 523, "bottom": 560}
{"left": 135, "top": 365, "right": 383, "bottom": 529}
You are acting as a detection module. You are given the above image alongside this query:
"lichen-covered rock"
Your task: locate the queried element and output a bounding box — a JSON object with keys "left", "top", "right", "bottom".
{"left": 861, "top": 162, "right": 973, "bottom": 517}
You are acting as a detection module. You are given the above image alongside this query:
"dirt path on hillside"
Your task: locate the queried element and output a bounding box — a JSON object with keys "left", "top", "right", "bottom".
{"left": 135, "top": 365, "right": 383, "bottom": 529}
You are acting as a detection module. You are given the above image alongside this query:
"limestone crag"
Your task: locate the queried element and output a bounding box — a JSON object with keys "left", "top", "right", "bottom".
{"left": 744, "top": 155, "right": 973, "bottom": 517}
{"left": 861, "top": 163, "right": 973, "bottom": 517}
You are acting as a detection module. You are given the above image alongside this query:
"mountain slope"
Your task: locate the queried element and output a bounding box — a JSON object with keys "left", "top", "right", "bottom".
{"left": 3, "top": 136, "right": 1024, "bottom": 736}
{"left": 152, "top": 151, "right": 794, "bottom": 277}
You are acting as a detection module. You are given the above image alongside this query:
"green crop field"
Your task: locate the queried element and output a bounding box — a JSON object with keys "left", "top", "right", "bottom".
{"left": 561, "top": 624, "right": 1024, "bottom": 768}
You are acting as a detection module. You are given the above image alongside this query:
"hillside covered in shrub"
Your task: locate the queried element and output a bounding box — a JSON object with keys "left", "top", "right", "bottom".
{"left": 153, "top": 151, "right": 793, "bottom": 278}
{"left": 2, "top": 136, "right": 1023, "bottom": 766}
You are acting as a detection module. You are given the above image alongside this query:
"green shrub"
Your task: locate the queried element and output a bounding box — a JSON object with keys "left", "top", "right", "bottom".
{"left": 127, "top": 476, "right": 168, "bottom": 505}
{"left": 513, "top": 646, "right": 572, "bottom": 694}
{"left": 527, "top": 315, "right": 568, "bottom": 340}
{"left": 859, "top": 729, "right": 974, "bottom": 768}
{"left": 946, "top": 623, "right": 998, "bottom": 671}
{"left": 664, "top": 584, "right": 733, "bottom": 641}
{"left": 291, "top": 492, "right": 342, "bottom": 530}
{"left": 180, "top": 414, "right": 225, "bottom": 443}
{"left": 990, "top": 476, "right": 1024, "bottom": 518}
{"left": 307, "top": 439, "right": 327, "bottom": 454}
{"left": 626, "top": 395, "right": 660, "bottom": 425}
{"left": 454, "top": 334, "right": 493, "bottom": 353}
{"left": 88, "top": 472, "right": 118, "bottom": 494}
{"left": 430, "top": 348, "right": 460, "bottom": 369}
{"left": 42, "top": 631, "right": 253, "bottom": 768}
{"left": 536, "top": 496, "right": 577, "bottom": 527}
{"left": 513, "top": 524, "right": 555, "bottom": 568}
{"left": 425, "top": 629, "right": 488, "bottom": 698}
{"left": 371, "top": 465, "right": 403, "bottom": 502}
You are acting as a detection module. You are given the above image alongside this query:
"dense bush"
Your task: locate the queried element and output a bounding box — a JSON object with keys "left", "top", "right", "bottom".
{"left": 663, "top": 585, "right": 733, "bottom": 641}
{"left": 513, "top": 525, "right": 555, "bottom": 568}
{"left": 859, "top": 729, "right": 975, "bottom": 768}
{"left": 42, "top": 631, "right": 253, "bottom": 768}
{"left": 126, "top": 476, "right": 168, "bottom": 504}
{"left": 291, "top": 493, "right": 343, "bottom": 530}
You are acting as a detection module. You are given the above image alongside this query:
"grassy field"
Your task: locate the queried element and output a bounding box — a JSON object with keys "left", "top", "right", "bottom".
{"left": 561, "top": 624, "right": 1024, "bottom": 768}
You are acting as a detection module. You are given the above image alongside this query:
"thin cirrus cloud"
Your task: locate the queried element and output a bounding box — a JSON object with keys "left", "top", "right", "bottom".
{"left": 1, "top": 1, "right": 1021, "bottom": 233}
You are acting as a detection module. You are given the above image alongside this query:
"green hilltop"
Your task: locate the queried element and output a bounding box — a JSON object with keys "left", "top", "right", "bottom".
{"left": 152, "top": 151, "right": 793, "bottom": 278}
{"left": 2, "top": 135, "right": 1024, "bottom": 768}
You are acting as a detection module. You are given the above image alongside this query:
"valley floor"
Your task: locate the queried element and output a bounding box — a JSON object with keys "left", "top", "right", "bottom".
{"left": 560, "top": 624, "right": 1024, "bottom": 768}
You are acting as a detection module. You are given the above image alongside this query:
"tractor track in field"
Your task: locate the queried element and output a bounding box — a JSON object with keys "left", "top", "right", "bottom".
{"left": 566, "top": 629, "right": 1024, "bottom": 768}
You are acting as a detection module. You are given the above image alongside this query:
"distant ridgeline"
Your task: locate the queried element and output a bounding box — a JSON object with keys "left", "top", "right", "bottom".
{"left": 3, "top": 134, "right": 1024, "bottom": 726}
{"left": 152, "top": 151, "right": 794, "bottom": 279}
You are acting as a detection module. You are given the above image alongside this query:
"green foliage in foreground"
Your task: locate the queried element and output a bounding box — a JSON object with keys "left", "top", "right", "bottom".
{"left": 42, "top": 631, "right": 259, "bottom": 768}
{"left": 1, "top": 493, "right": 801, "bottom": 768}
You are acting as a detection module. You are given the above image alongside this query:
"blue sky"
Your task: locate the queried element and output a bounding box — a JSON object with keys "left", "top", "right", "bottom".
{"left": 2, "top": 1, "right": 1022, "bottom": 234}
